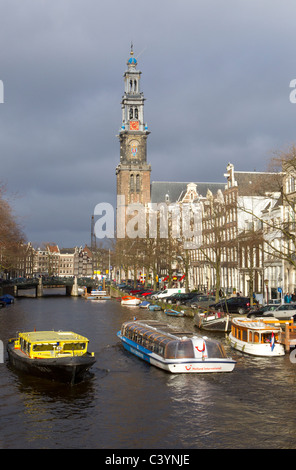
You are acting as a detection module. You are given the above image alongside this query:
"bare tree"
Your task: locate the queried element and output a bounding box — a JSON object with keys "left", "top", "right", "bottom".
{"left": 0, "top": 185, "right": 25, "bottom": 277}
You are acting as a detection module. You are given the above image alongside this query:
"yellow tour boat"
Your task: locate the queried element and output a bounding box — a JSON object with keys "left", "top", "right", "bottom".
{"left": 7, "top": 330, "right": 96, "bottom": 384}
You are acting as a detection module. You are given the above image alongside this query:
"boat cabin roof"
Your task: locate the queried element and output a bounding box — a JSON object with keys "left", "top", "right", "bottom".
{"left": 18, "top": 331, "right": 89, "bottom": 344}
{"left": 232, "top": 317, "right": 281, "bottom": 332}
{"left": 125, "top": 320, "right": 200, "bottom": 341}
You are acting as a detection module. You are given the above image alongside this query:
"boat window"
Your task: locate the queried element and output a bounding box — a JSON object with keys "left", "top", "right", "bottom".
{"left": 206, "top": 340, "right": 227, "bottom": 358}
{"left": 165, "top": 341, "right": 178, "bottom": 359}
{"left": 63, "top": 343, "right": 86, "bottom": 351}
{"left": 248, "top": 331, "right": 253, "bottom": 342}
{"left": 262, "top": 333, "right": 272, "bottom": 343}
{"left": 21, "top": 339, "right": 30, "bottom": 354}
{"left": 254, "top": 332, "right": 259, "bottom": 343}
{"left": 176, "top": 340, "right": 194, "bottom": 359}
{"left": 33, "top": 343, "right": 56, "bottom": 351}
{"left": 242, "top": 329, "right": 247, "bottom": 342}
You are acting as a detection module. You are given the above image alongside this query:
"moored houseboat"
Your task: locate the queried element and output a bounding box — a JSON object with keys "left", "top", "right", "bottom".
{"left": 7, "top": 330, "right": 96, "bottom": 384}
{"left": 194, "top": 310, "right": 232, "bottom": 332}
{"left": 228, "top": 317, "right": 285, "bottom": 356}
{"left": 117, "top": 319, "right": 236, "bottom": 373}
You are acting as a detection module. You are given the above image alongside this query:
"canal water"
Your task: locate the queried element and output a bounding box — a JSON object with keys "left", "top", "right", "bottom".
{"left": 0, "top": 291, "right": 296, "bottom": 450}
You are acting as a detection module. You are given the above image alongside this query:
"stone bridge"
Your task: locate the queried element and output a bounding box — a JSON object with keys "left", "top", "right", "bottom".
{"left": 1, "top": 277, "right": 102, "bottom": 297}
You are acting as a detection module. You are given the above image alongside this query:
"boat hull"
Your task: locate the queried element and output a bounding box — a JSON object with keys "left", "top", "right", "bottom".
{"left": 121, "top": 297, "right": 141, "bottom": 307}
{"left": 88, "top": 296, "right": 111, "bottom": 300}
{"left": 148, "top": 305, "right": 161, "bottom": 311}
{"left": 7, "top": 342, "right": 96, "bottom": 384}
{"left": 165, "top": 309, "right": 184, "bottom": 317}
{"left": 194, "top": 312, "right": 231, "bottom": 332}
{"left": 228, "top": 333, "right": 285, "bottom": 356}
{"left": 118, "top": 333, "right": 235, "bottom": 373}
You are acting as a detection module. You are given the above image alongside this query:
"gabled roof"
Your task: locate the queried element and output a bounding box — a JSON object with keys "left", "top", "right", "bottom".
{"left": 233, "top": 171, "right": 282, "bottom": 196}
{"left": 150, "top": 181, "right": 225, "bottom": 204}
{"left": 47, "top": 244, "right": 59, "bottom": 254}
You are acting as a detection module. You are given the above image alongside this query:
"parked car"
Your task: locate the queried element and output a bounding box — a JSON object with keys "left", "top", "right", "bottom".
{"left": 150, "top": 291, "right": 162, "bottom": 299}
{"left": 140, "top": 290, "right": 154, "bottom": 297}
{"left": 262, "top": 303, "right": 296, "bottom": 320}
{"left": 166, "top": 292, "right": 196, "bottom": 305}
{"left": 209, "top": 296, "right": 252, "bottom": 314}
{"left": 247, "top": 304, "right": 279, "bottom": 319}
{"left": 189, "top": 295, "right": 216, "bottom": 309}
{"left": 154, "top": 288, "right": 186, "bottom": 300}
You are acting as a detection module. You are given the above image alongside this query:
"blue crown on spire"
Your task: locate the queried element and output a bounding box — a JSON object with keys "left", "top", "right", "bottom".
{"left": 127, "top": 43, "right": 137, "bottom": 67}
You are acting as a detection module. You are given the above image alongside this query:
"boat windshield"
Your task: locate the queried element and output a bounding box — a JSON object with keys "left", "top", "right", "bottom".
{"left": 165, "top": 339, "right": 194, "bottom": 359}
{"left": 206, "top": 340, "right": 227, "bottom": 358}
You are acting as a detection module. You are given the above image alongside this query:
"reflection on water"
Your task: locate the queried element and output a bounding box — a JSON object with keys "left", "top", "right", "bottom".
{"left": 0, "top": 295, "right": 296, "bottom": 448}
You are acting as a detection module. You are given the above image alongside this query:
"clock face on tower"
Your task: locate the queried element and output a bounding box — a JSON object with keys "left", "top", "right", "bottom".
{"left": 130, "top": 121, "right": 139, "bottom": 131}
{"left": 130, "top": 140, "right": 139, "bottom": 158}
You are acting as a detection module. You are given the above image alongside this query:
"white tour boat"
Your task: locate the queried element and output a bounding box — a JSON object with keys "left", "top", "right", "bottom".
{"left": 121, "top": 296, "right": 141, "bottom": 306}
{"left": 229, "top": 316, "right": 285, "bottom": 356}
{"left": 117, "top": 319, "right": 236, "bottom": 373}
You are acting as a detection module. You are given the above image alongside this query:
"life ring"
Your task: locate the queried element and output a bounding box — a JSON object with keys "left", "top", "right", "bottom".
{"left": 195, "top": 342, "right": 205, "bottom": 352}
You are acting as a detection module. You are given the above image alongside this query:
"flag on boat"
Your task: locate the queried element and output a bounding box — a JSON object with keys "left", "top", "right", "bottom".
{"left": 270, "top": 332, "right": 275, "bottom": 351}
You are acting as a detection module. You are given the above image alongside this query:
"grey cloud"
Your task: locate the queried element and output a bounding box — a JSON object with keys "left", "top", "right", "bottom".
{"left": 0, "top": 0, "right": 296, "bottom": 245}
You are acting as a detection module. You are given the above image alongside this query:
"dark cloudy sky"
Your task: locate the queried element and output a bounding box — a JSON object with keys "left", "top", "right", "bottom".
{"left": 1, "top": 0, "right": 296, "bottom": 247}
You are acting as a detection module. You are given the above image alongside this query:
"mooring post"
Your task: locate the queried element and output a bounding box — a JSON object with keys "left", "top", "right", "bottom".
{"left": 285, "top": 322, "right": 290, "bottom": 353}
{"left": 71, "top": 276, "right": 79, "bottom": 297}
{"left": 37, "top": 277, "right": 43, "bottom": 297}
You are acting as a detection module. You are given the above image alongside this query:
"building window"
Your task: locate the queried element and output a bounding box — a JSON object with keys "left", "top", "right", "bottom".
{"left": 136, "top": 174, "right": 140, "bottom": 192}
{"left": 130, "top": 174, "right": 134, "bottom": 193}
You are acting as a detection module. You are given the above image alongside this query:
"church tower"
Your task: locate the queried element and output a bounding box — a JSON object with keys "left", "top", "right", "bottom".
{"left": 116, "top": 46, "right": 151, "bottom": 212}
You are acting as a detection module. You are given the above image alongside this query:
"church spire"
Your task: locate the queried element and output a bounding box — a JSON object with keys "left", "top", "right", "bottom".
{"left": 116, "top": 47, "right": 151, "bottom": 209}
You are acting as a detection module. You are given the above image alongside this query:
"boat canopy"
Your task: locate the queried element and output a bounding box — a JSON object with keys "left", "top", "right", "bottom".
{"left": 16, "top": 331, "right": 90, "bottom": 359}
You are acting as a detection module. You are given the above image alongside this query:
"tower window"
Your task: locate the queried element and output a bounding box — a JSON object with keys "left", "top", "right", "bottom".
{"left": 136, "top": 174, "right": 140, "bottom": 193}
{"left": 129, "top": 108, "right": 133, "bottom": 120}
{"left": 135, "top": 107, "right": 138, "bottom": 119}
{"left": 130, "top": 174, "right": 134, "bottom": 193}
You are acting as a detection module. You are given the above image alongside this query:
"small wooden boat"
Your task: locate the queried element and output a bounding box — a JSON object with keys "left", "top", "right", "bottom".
{"left": 139, "top": 300, "right": 151, "bottom": 308}
{"left": 228, "top": 317, "right": 285, "bottom": 356}
{"left": 148, "top": 304, "right": 161, "bottom": 311}
{"left": 7, "top": 330, "right": 96, "bottom": 384}
{"left": 117, "top": 319, "right": 236, "bottom": 373}
{"left": 121, "top": 295, "right": 141, "bottom": 306}
{"left": 165, "top": 309, "right": 184, "bottom": 317}
{"left": 194, "top": 310, "right": 232, "bottom": 332}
